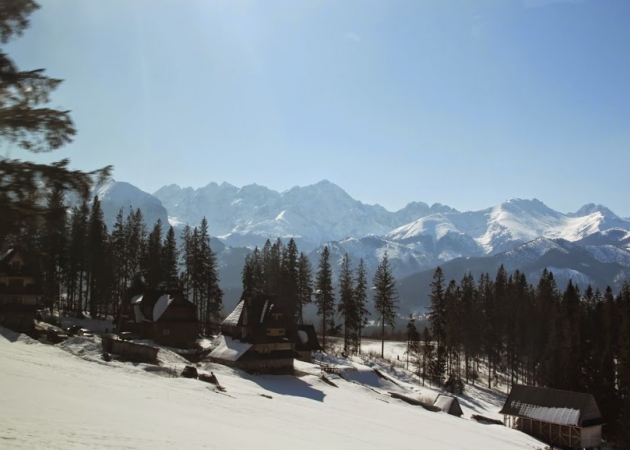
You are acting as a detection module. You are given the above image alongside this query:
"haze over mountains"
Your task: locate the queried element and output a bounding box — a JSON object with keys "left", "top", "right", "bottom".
{"left": 92, "top": 179, "right": 630, "bottom": 313}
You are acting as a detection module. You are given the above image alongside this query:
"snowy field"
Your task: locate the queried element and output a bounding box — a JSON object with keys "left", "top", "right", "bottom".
{"left": 0, "top": 327, "right": 545, "bottom": 450}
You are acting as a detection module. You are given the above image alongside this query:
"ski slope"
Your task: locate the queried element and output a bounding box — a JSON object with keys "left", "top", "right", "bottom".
{"left": 0, "top": 330, "right": 545, "bottom": 450}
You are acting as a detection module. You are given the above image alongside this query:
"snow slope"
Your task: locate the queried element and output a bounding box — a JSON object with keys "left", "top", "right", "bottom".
{"left": 0, "top": 330, "right": 544, "bottom": 450}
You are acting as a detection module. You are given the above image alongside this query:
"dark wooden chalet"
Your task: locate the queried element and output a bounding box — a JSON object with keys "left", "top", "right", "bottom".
{"left": 295, "top": 324, "right": 322, "bottom": 361}
{"left": 500, "top": 384, "right": 604, "bottom": 449}
{"left": 117, "top": 290, "right": 199, "bottom": 348}
{"left": 0, "top": 248, "right": 39, "bottom": 333}
{"left": 209, "top": 293, "right": 299, "bottom": 373}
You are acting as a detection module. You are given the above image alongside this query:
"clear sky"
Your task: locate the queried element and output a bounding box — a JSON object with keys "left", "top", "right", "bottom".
{"left": 6, "top": 0, "right": 630, "bottom": 216}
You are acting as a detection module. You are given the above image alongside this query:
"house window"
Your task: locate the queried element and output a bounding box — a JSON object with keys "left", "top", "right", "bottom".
{"left": 163, "top": 329, "right": 170, "bottom": 336}
{"left": 9, "top": 278, "right": 24, "bottom": 287}
{"left": 11, "top": 261, "right": 21, "bottom": 270}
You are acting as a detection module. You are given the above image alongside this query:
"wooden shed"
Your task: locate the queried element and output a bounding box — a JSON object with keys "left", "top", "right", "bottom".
{"left": 433, "top": 395, "right": 464, "bottom": 417}
{"left": 499, "top": 384, "right": 603, "bottom": 449}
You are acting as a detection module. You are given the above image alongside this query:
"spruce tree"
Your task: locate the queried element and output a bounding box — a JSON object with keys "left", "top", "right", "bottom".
{"left": 145, "top": 219, "right": 163, "bottom": 290}
{"left": 353, "top": 258, "right": 369, "bottom": 353}
{"left": 161, "top": 226, "right": 179, "bottom": 290}
{"left": 281, "top": 238, "right": 299, "bottom": 323}
{"left": 315, "top": 245, "right": 335, "bottom": 349}
{"left": 0, "top": 1, "right": 110, "bottom": 247}
{"left": 428, "top": 266, "right": 447, "bottom": 385}
{"left": 337, "top": 253, "right": 357, "bottom": 353}
{"left": 296, "top": 252, "right": 313, "bottom": 324}
{"left": 41, "top": 184, "right": 67, "bottom": 314}
{"left": 373, "top": 252, "right": 398, "bottom": 358}
{"left": 87, "top": 196, "right": 108, "bottom": 318}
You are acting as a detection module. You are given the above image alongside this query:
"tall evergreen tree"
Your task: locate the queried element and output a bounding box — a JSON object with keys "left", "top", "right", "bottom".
{"left": 296, "top": 251, "right": 313, "bottom": 324}
{"left": 353, "top": 258, "right": 369, "bottom": 353}
{"left": 161, "top": 226, "right": 179, "bottom": 290}
{"left": 41, "top": 184, "right": 67, "bottom": 314}
{"left": 315, "top": 245, "right": 335, "bottom": 349}
{"left": 0, "top": 0, "right": 110, "bottom": 247}
{"left": 428, "top": 266, "right": 447, "bottom": 385}
{"left": 373, "top": 252, "right": 398, "bottom": 358}
{"left": 337, "top": 253, "right": 357, "bottom": 353}
{"left": 145, "top": 219, "right": 163, "bottom": 290}
{"left": 87, "top": 196, "right": 108, "bottom": 318}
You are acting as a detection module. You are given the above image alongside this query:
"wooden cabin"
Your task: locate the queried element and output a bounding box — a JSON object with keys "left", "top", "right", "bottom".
{"left": 118, "top": 290, "right": 199, "bottom": 348}
{"left": 433, "top": 395, "right": 464, "bottom": 417}
{"left": 209, "top": 293, "right": 299, "bottom": 373}
{"left": 500, "top": 384, "right": 604, "bottom": 449}
{"left": 295, "top": 324, "right": 322, "bottom": 361}
{"left": 0, "top": 248, "right": 39, "bottom": 333}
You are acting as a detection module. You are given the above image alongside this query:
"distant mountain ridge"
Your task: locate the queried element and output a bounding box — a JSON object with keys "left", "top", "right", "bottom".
{"left": 89, "top": 179, "right": 630, "bottom": 316}
{"left": 153, "top": 180, "right": 457, "bottom": 250}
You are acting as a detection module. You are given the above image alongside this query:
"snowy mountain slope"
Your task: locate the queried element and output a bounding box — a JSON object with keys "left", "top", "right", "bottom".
{"left": 93, "top": 179, "right": 169, "bottom": 231}
{"left": 154, "top": 180, "right": 458, "bottom": 251}
{"left": 387, "top": 198, "right": 630, "bottom": 256}
{"left": 0, "top": 331, "right": 544, "bottom": 450}
{"left": 396, "top": 237, "right": 630, "bottom": 313}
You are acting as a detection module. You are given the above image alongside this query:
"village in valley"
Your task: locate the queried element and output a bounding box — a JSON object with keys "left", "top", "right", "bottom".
{"left": 0, "top": 245, "right": 611, "bottom": 449}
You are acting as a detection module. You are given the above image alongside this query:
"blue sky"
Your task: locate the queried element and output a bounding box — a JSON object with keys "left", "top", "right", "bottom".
{"left": 6, "top": 0, "right": 630, "bottom": 216}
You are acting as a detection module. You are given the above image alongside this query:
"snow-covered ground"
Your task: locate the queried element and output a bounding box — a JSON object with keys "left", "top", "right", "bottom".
{"left": 0, "top": 327, "right": 545, "bottom": 449}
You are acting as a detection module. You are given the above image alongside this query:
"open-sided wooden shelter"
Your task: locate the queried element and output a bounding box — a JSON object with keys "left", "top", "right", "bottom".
{"left": 500, "top": 384, "right": 603, "bottom": 449}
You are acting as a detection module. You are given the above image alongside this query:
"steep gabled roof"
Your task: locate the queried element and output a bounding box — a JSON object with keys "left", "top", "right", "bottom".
{"left": 0, "top": 248, "right": 15, "bottom": 264}
{"left": 499, "top": 384, "right": 603, "bottom": 427}
{"left": 222, "top": 300, "right": 244, "bottom": 327}
{"left": 433, "top": 395, "right": 463, "bottom": 417}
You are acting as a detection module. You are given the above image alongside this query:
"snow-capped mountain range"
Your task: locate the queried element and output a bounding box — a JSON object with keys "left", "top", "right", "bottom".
{"left": 90, "top": 179, "right": 630, "bottom": 312}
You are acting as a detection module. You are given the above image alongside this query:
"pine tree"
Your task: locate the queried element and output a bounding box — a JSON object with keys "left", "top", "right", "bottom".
{"left": 0, "top": 1, "right": 110, "bottom": 247}
{"left": 315, "top": 245, "right": 335, "bottom": 349}
{"left": 373, "top": 252, "right": 398, "bottom": 358}
{"left": 41, "top": 184, "right": 67, "bottom": 314}
{"left": 281, "top": 238, "right": 299, "bottom": 323}
{"left": 296, "top": 252, "right": 313, "bottom": 324}
{"left": 67, "top": 201, "right": 89, "bottom": 315}
{"left": 161, "top": 226, "right": 179, "bottom": 290}
{"left": 353, "top": 258, "right": 369, "bottom": 353}
{"left": 87, "top": 196, "right": 108, "bottom": 318}
{"left": 145, "top": 219, "right": 163, "bottom": 289}
{"left": 428, "top": 266, "right": 447, "bottom": 385}
{"left": 337, "top": 253, "right": 357, "bottom": 353}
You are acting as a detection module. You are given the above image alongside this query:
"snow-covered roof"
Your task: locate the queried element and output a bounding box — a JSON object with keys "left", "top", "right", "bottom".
{"left": 131, "top": 295, "right": 143, "bottom": 305}
{"left": 208, "top": 335, "right": 252, "bottom": 362}
{"left": 222, "top": 300, "right": 244, "bottom": 327}
{"left": 511, "top": 402, "right": 579, "bottom": 426}
{"left": 500, "top": 384, "right": 603, "bottom": 427}
{"left": 153, "top": 294, "right": 173, "bottom": 322}
{"left": 434, "top": 395, "right": 454, "bottom": 412}
{"left": 433, "top": 395, "right": 463, "bottom": 416}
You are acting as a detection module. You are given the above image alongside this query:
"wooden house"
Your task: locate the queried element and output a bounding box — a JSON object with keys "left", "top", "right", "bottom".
{"left": 499, "top": 384, "right": 604, "bottom": 449}
{"left": 433, "top": 395, "right": 464, "bottom": 417}
{"left": 118, "top": 290, "right": 199, "bottom": 348}
{"left": 0, "top": 248, "right": 39, "bottom": 333}
{"left": 209, "top": 293, "right": 299, "bottom": 373}
{"left": 295, "top": 324, "right": 322, "bottom": 361}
